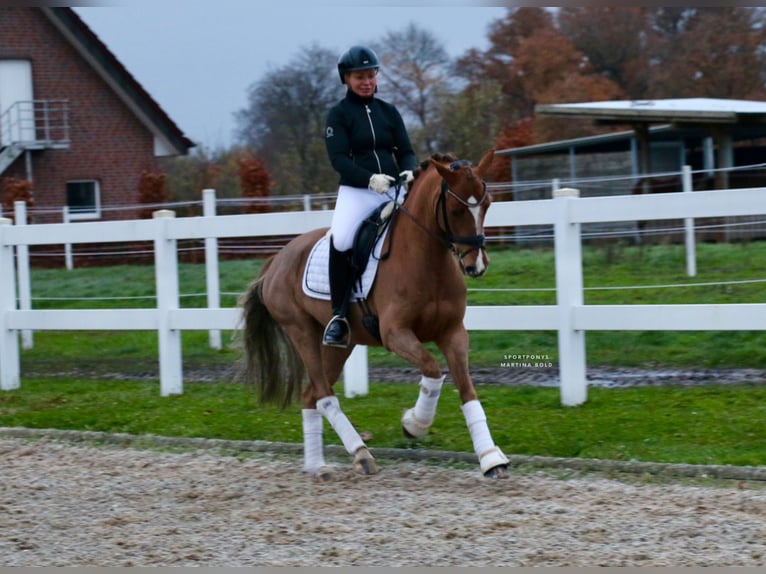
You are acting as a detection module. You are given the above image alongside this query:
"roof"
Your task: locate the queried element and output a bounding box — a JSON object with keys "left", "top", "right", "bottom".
{"left": 42, "top": 8, "right": 195, "bottom": 156}
{"left": 499, "top": 98, "right": 766, "bottom": 158}
{"left": 535, "top": 98, "right": 766, "bottom": 125}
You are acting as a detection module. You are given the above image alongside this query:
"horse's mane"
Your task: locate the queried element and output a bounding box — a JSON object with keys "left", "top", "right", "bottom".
{"left": 412, "top": 152, "right": 459, "bottom": 183}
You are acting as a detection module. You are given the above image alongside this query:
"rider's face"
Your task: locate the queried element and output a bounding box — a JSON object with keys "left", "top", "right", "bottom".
{"left": 345, "top": 69, "right": 378, "bottom": 98}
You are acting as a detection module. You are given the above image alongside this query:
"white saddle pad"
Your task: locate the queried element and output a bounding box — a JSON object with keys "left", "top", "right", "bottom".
{"left": 302, "top": 229, "right": 389, "bottom": 301}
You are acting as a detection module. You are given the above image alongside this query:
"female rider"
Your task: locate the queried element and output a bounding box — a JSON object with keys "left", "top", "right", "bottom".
{"left": 323, "top": 45, "right": 417, "bottom": 347}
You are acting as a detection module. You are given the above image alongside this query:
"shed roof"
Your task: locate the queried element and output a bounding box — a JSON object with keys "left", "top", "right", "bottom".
{"left": 499, "top": 98, "right": 766, "bottom": 159}
{"left": 535, "top": 98, "right": 766, "bottom": 125}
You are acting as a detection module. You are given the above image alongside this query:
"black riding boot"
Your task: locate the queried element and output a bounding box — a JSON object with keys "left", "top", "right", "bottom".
{"left": 322, "top": 239, "right": 354, "bottom": 348}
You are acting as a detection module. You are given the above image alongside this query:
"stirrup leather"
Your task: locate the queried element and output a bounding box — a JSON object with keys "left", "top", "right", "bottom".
{"left": 322, "top": 315, "right": 351, "bottom": 348}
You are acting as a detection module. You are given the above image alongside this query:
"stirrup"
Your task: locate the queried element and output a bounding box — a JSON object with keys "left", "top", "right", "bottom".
{"left": 322, "top": 315, "right": 351, "bottom": 348}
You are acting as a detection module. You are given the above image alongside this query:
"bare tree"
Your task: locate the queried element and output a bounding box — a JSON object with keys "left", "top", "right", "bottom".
{"left": 372, "top": 24, "right": 451, "bottom": 154}
{"left": 235, "top": 44, "right": 340, "bottom": 195}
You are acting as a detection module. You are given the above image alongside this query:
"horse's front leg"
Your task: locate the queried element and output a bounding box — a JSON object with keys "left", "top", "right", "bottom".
{"left": 439, "top": 327, "right": 509, "bottom": 479}
{"left": 383, "top": 326, "right": 445, "bottom": 438}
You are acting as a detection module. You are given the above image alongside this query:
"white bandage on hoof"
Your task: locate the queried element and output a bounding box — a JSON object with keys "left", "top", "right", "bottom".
{"left": 302, "top": 409, "right": 325, "bottom": 475}
{"left": 402, "top": 407, "right": 431, "bottom": 438}
{"left": 403, "top": 374, "right": 445, "bottom": 437}
{"left": 317, "top": 395, "right": 365, "bottom": 455}
{"left": 478, "top": 446, "right": 509, "bottom": 475}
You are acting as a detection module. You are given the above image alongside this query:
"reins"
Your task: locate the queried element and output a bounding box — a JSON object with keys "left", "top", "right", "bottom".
{"left": 394, "top": 161, "right": 489, "bottom": 269}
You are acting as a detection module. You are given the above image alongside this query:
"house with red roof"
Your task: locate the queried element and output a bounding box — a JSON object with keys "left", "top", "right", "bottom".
{"left": 0, "top": 7, "right": 194, "bottom": 222}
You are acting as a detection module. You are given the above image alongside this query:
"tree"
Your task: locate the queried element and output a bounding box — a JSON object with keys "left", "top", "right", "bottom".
{"left": 647, "top": 8, "right": 766, "bottom": 99}
{"left": 432, "top": 80, "right": 504, "bottom": 162}
{"left": 235, "top": 44, "right": 340, "bottom": 195}
{"left": 453, "top": 7, "right": 623, "bottom": 145}
{"left": 557, "top": 7, "right": 766, "bottom": 101}
{"left": 372, "top": 24, "right": 451, "bottom": 154}
{"left": 557, "top": 7, "right": 654, "bottom": 98}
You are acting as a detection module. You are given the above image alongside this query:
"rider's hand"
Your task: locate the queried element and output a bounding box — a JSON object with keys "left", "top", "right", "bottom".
{"left": 368, "top": 173, "right": 395, "bottom": 194}
{"left": 399, "top": 170, "right": 414, "bottom": 186}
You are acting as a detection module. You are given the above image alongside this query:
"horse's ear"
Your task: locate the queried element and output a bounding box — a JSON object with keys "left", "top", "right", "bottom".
{"left": 476, "top": 149, "right": 495, "bottom": 179}
{"left": 431, "top": 157, "right": 456, "bottom": 182}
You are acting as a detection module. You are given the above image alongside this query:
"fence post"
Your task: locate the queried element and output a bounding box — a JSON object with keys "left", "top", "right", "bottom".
{"left": 202, "top": 189, "right": 222, "bottom": 350}
{"left": 153, "top": 209, "right": 183, "bottom": 396}
{"left": 0, "top": 217, "right": 20, "bottom": 390}
{"left": 63, "top": 206, "right": 73, "bottom": 270}
{"left": 682, "top": 165, "right": 697, "bottom": 277}
{"left": 343, "top": 345, "right": 369, "bottom": 398}
{"left": 553, "top": 188, "right": 587, "bottom": 406}
{"left": 14, "top": 202, "right": 33, "bottom": 350}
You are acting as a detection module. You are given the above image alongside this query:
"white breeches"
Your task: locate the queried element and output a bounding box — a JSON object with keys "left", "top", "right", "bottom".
{"left": 330, "top": 185, "right": 398, "bottom": 251}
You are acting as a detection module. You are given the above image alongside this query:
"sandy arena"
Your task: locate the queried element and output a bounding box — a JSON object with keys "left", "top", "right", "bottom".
{"left": 0, "top": 432, "right": 764, "bottom": 567}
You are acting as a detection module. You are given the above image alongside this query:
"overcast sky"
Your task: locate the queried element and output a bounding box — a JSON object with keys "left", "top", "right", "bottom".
{"left": 74, "top": 1, "right": 508, "bottom": 151}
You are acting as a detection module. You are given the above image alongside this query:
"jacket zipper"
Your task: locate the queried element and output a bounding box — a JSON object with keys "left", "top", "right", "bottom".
{"left": 365, "top": 104, "right": 383, "bottom": 173}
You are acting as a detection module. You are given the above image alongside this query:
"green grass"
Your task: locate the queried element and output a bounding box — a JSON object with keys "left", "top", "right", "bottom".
{"left": 2, "top": 378, "right": 765, "bottom": 467}
{"left": 4, "top": 240, "right": 766, "bottom": 468}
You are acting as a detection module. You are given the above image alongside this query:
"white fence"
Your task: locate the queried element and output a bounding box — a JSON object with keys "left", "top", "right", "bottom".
{"left": 2, "top": 185, "right": 766, "bottom": 405}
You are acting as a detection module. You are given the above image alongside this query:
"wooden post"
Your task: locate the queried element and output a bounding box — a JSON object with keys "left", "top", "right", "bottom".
{"left": 553, "top": 188, "right": 586, "bottom": 406}
{"left": 153, "top": 209, "right": 183, "bottom": 396}
{"left": 0, "top": 217, "right": 20, "bottom": 390}
{"left": 14, "top": 202, "right": 33, "bottom": 349}
{"left": 682, "top": 165, "right": 697, "bottom": 278}
{"left": 343, "top": 345, "right": 369, "bottom": 398}
{"left": 202, "top": 189, "right": 222, "bottom": 350}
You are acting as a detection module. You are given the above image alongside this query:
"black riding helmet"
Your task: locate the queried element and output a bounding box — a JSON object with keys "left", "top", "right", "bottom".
{"left": 337, "top": 45, "right": 380, "bottom": 84}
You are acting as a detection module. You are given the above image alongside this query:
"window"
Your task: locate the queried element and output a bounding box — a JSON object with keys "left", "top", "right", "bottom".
{"left": 66, "top": 180, "right": 101, "bottom": 220}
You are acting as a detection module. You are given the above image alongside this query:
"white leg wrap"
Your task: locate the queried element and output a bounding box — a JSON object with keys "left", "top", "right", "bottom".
{"left": 461, "top": 399, "right": 509, "bottom": 474}
{"left": 316, "top": 395, "right": 365, "bottom": 455}
{"left": 302, "top": 409, "right": 326, "bottom": 475}
{"left": 402, "top": 374, "right": 445, "bottom": 438}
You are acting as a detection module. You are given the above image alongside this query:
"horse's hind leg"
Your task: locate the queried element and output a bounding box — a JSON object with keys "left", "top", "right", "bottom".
{"left": 286, "top": 324, "right": 377, "bottom": 477}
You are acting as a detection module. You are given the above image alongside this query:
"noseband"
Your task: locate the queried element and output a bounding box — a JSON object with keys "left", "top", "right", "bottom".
{"left": 435, "top": 161, "right": 489, "bottom": 266}
{"left": 394, "top": 159, "right": 490, "bottom": 272}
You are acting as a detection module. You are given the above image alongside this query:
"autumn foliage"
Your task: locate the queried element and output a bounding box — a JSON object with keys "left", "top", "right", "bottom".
{"left": 0, "top": 177, "right": 34, "bottom": 220}
{"left": 238, "top": 152, "right": 271, "bottom": 213}
{"left": 137, "top": 170, "right": 168, "bottom": 219}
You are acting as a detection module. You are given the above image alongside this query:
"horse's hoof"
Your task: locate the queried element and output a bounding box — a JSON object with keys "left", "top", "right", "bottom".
{"left": 306, "top": 465, "right": 334, "bottom": 482}
{"left": 353, "top": 448, "right": 378, "bottom": 475}
{"left": 483, "top": 464, "right": 510, "bottom": 479}
{"left": 479, "top": 447, "right": 510, "bottom": 478}
{"left": 401, "top": 408, "right": 430, "bottom": 439}
{"left": 315, "top": 466, "right": 335, "bottom": 482}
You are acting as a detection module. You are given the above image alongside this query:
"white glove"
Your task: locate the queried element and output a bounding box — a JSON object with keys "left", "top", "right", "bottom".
{"left": 369, "top": 173, "right": 395, "bottom": 194}
{"left": 399, "top": 170, "right": 414, "bottom": 185}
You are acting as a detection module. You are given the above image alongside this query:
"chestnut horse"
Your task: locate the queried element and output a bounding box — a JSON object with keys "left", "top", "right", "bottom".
{"left": 238, "top": 149, "right": 509, "bottom": 479}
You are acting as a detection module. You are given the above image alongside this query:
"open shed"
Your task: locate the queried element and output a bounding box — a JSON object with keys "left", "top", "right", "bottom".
{"left": 498, "top": 98, "right": 766, "bottom": 191}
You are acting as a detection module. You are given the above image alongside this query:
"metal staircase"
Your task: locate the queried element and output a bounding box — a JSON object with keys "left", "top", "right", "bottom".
{"left": 0, "top": 100, "right": 70, "bottom": 176}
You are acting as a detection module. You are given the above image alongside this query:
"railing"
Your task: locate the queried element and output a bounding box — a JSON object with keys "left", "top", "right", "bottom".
{"left": 0, "top": 100, "right": 70, "bottom": 148}
{"left": 1, "top": 185, "right": 766, "bottom": 404}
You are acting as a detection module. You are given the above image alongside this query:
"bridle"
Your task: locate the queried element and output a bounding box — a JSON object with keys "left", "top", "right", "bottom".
{"left": 395, "top": 160, "right": 490, "bottom": 271}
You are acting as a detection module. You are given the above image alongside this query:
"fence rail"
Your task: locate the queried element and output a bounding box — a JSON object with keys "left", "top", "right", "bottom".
{"left": 2, "top": 184, "right": 766, "bottom": 404}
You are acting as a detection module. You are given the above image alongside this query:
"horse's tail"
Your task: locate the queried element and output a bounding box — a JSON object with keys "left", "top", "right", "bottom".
{"left": 237, "top": 260, "right": 305, "bottom": 408}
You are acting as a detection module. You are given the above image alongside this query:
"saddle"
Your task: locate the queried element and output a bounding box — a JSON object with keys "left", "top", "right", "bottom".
{"left": 302, "top": 200, "right": 399, "bottom": 341}
{"left": 349, "top": 200, "right": 397, "bottom": 342}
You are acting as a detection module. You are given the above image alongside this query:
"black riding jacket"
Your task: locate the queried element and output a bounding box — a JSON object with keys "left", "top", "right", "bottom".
{"left": 325, "top": 90, "right": 417, "bottom": 189}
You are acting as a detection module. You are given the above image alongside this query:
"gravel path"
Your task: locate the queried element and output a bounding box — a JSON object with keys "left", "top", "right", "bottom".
{"left": 1, "top": 434, "right": 764, "bottom": 567}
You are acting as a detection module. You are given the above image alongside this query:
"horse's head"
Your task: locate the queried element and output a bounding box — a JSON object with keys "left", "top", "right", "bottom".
{"left": 430, "top": 149, "right": 495, "bottom": 278}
